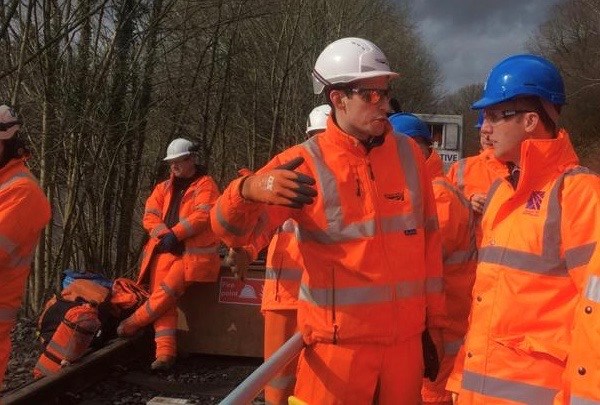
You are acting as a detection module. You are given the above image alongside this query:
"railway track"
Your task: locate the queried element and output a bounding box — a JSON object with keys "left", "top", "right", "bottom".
{"left": 2, "top": 330, "right": 262, "bottom": 404}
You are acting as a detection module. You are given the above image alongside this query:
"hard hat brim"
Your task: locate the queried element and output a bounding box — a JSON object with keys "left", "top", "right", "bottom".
{"left": 163, "top": 151, "right": 191, "bottom": 162}
{"left": 313, "top": 71, "right": 399, "bottom": 94}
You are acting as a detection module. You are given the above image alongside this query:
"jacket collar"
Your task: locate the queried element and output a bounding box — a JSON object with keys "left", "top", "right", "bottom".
{"left": 322, "top": 115, "right": 393, "bottom": 157}
{"left": 515, "top": 129, "right": 579, "bottom": 193}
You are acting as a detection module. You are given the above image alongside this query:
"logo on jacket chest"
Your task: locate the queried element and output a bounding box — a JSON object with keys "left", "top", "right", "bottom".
{"left": 523, "top": 190, "right": 545, "bottom": 215}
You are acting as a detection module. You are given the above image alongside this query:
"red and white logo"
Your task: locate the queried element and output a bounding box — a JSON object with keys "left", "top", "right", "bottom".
{"left": 218, "top": 276, "right": 264, "bottom": 306}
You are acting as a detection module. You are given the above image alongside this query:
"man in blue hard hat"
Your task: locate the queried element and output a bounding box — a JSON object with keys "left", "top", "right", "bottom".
{"left": 446, "top": 54, "right": 600, "bottom": 404}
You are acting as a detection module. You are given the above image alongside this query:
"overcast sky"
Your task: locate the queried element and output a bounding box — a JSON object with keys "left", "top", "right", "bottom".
{"left": 406, "top": 0, "right": 562, "bottom": 94}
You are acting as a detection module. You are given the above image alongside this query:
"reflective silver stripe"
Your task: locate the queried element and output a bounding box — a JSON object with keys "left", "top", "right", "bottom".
{"left": 445, "top": 250, "right": 476, "bottom": 266}
{"left": 425, "top": 277, "right": 443, "bottom": 293}
{"left": 195, "top": 203, "right": 212, "bottom": 212}
{"left": 186, "top": 245, "right": 219, "bottom": 255}
{"left": 444, "top": 338, "right": 462, "bottom": 356}
{"left": 380, "top": 215, "right": 417, "bottom": 233}
{"left": 265, "top": 267, "right": 302, "bottom": 281}
{"left": 478, "top": 246, "right": 568, "bottom": 276}
{"left": 0, "top": 234, "right": 17, "bottom": 255}
{"left": 155, "top": 329, "right": 177, "bottom": 337}
{"left": 145, "top": 208, "right": 162, "bottom": 217}
{"left": 571, "top": 396, "right": 600, "bottom": 405}
{"left": 0, "top": 307, "right": 18, "bottom": 321}
{"left": 160, "top": 282, "right": 178, "bottom": 298}
{"left": 566, "top": 242, "right": 597, "bottom": 270}
{"left": 456, "top": 159, "right": 466, "bottom": 193}
{"left": 215, "top": 201, "right": 245, "bottom": 236}
{"left": 298, "top": 220, "right": 375, "bottom": 244}
{"left": 482, "top": 179, "right": 503, "bottom": 216}
{"left": 393, "top": 134, "right": 423, "bottom": 225}
{"left": 433, "top": 178, "right": 471, "bottom": 210}
{"left": 34, "top": 361, "right": 53, "bottom": 376}
{"left": 178, "top": 218, "right": 194, "bottom": 237}
{"left": 47, "top": 340, "right": 69, "bottom": 358}
{"left": 268, "top": 374, "right": 296, "bottom": 389}
{"left": 299, "top": 279, "right": 425, "bottom": 306}
{"left": 462, "top": 370, "right": 557, "bottom": 404}
{"left": 0, "top": 172, "right": 35, "bottom": 192}
{"left": 479, "top": 168, "right": 594, "bottom": 276}
{"left": 150, "top": 224, "right": 167, "bottom": 238}
{"left": 585, "top": 275, "right": 600, "bottom": 303}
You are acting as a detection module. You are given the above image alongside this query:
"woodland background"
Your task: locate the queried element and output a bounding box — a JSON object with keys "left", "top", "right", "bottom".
{"left": 0, "top": 0, "right": 597, "bottom": 314}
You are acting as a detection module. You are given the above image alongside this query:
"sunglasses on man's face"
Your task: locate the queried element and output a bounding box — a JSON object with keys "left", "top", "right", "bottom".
{"left": 348, "top": 88, "right": 391, "bottom": 104}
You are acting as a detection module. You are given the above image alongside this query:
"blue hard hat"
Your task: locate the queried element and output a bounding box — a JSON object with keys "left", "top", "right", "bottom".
{"left": 389, "top": 113, "right": 432, "bottom": 141}
{"left": 472, "top": 54, "right": 565, "bottom": 110}
{"left": 475, "top": 111, "right": 483, "bottom": 129}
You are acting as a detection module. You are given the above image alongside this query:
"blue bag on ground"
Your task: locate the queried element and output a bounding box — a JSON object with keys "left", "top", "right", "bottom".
{"left": 62, "top": 269, "right": 113, "bottom": 290}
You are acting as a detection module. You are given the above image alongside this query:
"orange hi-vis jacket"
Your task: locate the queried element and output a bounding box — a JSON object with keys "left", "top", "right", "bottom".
{"left": 447, "top": 148, "right": 508, "bottom": 201}
{"left": 138, "top": 174, "right": 221, "bottom": 284}
{"left": 562, "top": 183, "right": 600, "bottom": 405}
{"left": 423, "top": 151, "right": 477, "bottom": 402}
{"left": 262, "top": 219, "right": 302, "bottom": 311}
{"left": 0, "top": 159, "right": 51, "bottom": 383}
{"left": 212, "top": 117, "right": 446, "bottom": 345}
{"left": 448, "top": 130, "right": 599, "bottom": 404}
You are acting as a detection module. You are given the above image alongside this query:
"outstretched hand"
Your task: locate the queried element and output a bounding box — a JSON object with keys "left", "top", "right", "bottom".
{"left": 241, "top": 157, "right": 317, "bottom": 208}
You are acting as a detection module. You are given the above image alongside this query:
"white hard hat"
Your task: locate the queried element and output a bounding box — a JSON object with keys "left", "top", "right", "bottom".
{"left": 306, "top": 104, "right": 331, "bottom": 134}
{"left": 312, "top": 37, "right": 399, "bottom": 94}
{"left": 164, "top": 138, "right": 194, "bottom": 161}
{"left": 0, "top": 105, "right": 21, "bottom": 140}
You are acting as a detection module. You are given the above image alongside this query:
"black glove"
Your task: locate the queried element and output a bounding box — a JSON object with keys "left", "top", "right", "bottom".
{"left": 422, "top": 329, "right": 440, "bottom": 382}
{"left": 156, "top": 232, "right": 184, "bottom": 256}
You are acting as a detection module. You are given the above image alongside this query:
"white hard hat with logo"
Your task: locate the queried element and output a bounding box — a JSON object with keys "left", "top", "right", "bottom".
{"left": 164, "top": 138, "right": 194, "bottom": 161}
{"left": 0, "top": 105, "right": 22, "bottom": 140}
{"left": 306, "top": 104, "right": 331, "bottom": 135}
{"left": 312, "top": 37, "right": 399, "bottom": 95}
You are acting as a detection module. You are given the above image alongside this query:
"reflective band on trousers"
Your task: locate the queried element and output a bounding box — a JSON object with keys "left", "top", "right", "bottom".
{"left": 479, "top": 167, "right": 596, "bottom": 276}
{"left": 298, "top": 134, "right": 425, "bottom": 244}
{"left": 585, "top": 275, "right": 600, "bottom": 303}
{"left": 265, "top": 268, "right": 302, "bottom": 281}
{"left": 462, "top": 370, "right": 558, "bottom": 404}
{"left": 571, "top": 396, "right": 600, "bottom": 405}
{"left": 299, "top": 277, "right": 442, "bottom": 307}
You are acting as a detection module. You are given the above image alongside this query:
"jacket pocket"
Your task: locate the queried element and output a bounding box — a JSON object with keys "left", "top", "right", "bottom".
{"left": 493, "top": 334, "right": 568, "bottom": 364}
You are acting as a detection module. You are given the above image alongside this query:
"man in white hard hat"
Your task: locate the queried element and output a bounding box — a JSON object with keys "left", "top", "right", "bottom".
{"left": 212, "top": 38, "right": 445, "bottom": 403}
{"left": 118, "top": 138, "right": 221, "bottom": 371}
{"left": 0, "top": 105, "right": 51, "bottom": 386}
{"left": 225, "top": 104, "right": 331, "bottom": 404}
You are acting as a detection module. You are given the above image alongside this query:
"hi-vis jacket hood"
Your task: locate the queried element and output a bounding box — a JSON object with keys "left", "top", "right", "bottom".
{"left": 213, "top": 115, "right": 446, "bottom": 345}
{"left": 449, "top": 130, "right": 600, "bottom": 404}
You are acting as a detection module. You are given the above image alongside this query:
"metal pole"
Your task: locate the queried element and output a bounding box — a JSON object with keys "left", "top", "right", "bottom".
{"left": 219, "top": 331, "right": 304, "bottom": 405}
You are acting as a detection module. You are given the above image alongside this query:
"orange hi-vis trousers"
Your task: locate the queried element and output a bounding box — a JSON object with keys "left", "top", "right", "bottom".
{"left": 263, "top": 309, "right": 298, "bottom": 405}
{"left": 294, "top": 333, "right": 424, "bottom": 404}
{"left": 127, "top": 253, "right": 186, "bottom": 359}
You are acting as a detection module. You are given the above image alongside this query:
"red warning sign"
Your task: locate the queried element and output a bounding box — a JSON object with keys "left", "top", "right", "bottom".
{"left": 218, "top": 276, "right": 264, "bottom": 306}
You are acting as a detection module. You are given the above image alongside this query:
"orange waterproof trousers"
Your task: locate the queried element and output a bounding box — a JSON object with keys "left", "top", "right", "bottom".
{"left": 294, "top": 334, "right": 423, "bottom": 404}
{"left": 128, "top": 253, "right": 186, "bottom": 359}
{"left": 263, "top": 309, "right": 298, "bottom": 405}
